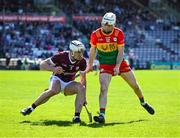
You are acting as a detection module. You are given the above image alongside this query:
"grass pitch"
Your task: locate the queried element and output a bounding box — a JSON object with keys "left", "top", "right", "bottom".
{"left": 0, "top": 70, "right": 180, "bottom": 137}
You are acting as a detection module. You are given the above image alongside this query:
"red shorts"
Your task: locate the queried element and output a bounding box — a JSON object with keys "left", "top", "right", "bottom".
{"left": 99, "top": 60, "right": 131, "bottom": 75}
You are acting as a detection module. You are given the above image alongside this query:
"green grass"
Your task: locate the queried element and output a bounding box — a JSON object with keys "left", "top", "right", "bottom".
{"left": 0, "top": 70, "right": 180, "bottom": 137}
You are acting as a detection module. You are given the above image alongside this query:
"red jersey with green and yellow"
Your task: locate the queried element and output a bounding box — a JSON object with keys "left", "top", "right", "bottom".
{"left": 90, "top": 27, "right": 125, "bottom": 65}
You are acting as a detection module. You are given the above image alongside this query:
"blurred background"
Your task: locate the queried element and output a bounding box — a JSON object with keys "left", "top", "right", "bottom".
{"left": 0, "top": 0, "right": 179, "bottom": 70}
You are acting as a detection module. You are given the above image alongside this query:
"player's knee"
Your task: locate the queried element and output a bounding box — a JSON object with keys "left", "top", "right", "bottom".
{"left": 100, "top": 88, "right": 107, "bottom": 98}
{"left": 100, "top": 84, "right": 108, "bottom": 94}
{"left": 76, "top": 84, "right": 86, "bottom": 103}
{"left": 77, "top": 84, "right": 85, "bottom": 94}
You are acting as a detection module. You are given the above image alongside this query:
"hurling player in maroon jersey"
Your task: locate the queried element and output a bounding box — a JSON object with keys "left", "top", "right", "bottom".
{"left": 21, "top": 40, "right": 87, "bottom": 123}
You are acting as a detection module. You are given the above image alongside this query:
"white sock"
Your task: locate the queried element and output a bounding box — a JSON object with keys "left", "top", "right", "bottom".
{"left": 141, "top": 102, "right": 147, "bottom": 106}
{"left": 28, "top": 106, "right": 34, "bottom": 111}
{"left": 99, "top": 113, "right": 105, "bottom": 117}
{"left": 74, "top": 116, "right": 80, "bottom": 119}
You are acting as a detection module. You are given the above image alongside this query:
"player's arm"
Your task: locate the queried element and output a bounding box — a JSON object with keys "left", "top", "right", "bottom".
{"left": 114, "top": 46, "right": 124, "bottom": 75}
{"left": 86, "top": 32, "right": 97, "bottom": 72}
{"left": 79, "top": 59, "right": 87, "bottom": 104}
{"left": 80, "top": 71, "right": 86, "bottom": 87}
{"left": 114, "top": 30, "right": 125, "bottom": 75}
{"left": 79, "top": 60, "right": 87, "bottom": 87}
{"left": 40, "top": 58, "right": 63, "bottom": 74}
{"left": 114, "top": 45, "right": 124, "bottom": 75}
{"left": 116, "top": 46, "right": 124, "bottom": 67}
{"left": 80, "top": 70, "right": 87, "bottom": 105}
{"left": 86, "top": 46, "right": 96, "bottom": 72}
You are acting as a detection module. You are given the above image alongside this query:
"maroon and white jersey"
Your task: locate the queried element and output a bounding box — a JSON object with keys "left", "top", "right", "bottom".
{"left": 50, "top": 51, "right": 87, "bottom": 82}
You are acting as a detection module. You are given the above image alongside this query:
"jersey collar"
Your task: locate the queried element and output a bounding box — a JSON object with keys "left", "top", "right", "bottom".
{"left": 68, "top": 51, "right": 76, "bottom": 64}
{"left": 101, "top": 27, "right": 114, "bottom": 36}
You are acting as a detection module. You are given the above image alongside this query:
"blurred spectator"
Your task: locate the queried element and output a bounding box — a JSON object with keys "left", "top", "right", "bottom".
{"left": 16, "top": 58, "right": 23, "bottom": 70}
{"left": 22, "top": 57, "right": 29, "bottom": 70}
{"left": 1, "top": 22, "right": 84, "bottom": 59}
{"left": 128, "top": 49, "right": 136, "bottom": 69}
{"left": 5, "top": 52, "right": 11, "bottom": 69}
{"left": 172, "top": 33, "right": 180, "bottom": 44}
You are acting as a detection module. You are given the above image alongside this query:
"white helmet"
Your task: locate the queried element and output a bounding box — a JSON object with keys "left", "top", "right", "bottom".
{"left": 101, "top": 12, "right": 116, "bottom": 26}
{"left": 69, "top": 40, "right": 85, "bottom": 52}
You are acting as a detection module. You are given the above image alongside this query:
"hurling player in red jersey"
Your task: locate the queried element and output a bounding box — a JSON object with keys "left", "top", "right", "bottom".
{"left": 21, "top": 40, "right": 87, "bottom": 123}
{"left": 86, "top": 12, "right": 155, "bottom": 123}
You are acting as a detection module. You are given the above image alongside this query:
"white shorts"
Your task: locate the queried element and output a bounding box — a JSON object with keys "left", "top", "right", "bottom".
{"left": 49, "top": 75, "right": 73, "bottom": 93}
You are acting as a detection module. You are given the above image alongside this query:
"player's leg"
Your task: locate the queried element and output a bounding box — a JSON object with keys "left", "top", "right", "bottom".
{"left": 94, "top": 73, "right": 112, "bottom": 123}
{"left": 121, "top": 71, "right": 143, "bottom": 98}
{"left": 34, "top": 79, "right": 61, "bottom": 106}
{"left": 120, "top": 71, "right": 155, "bottom": 115}
{"left": 20, "top": 79, "right": 61, "bottom": 116}
{"left": 64, "top": 81, "right": 86, "bottom": 123}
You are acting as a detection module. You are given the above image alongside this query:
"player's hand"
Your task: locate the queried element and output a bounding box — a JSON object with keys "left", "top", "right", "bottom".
{"left": 86, "top": 64, "right": 93, "bottom": 73}
{"left": 114, "top": 66, "right": 120, "bottom": 76}
{"left": 53, "top": 66, "right": 64, "bottom": 74}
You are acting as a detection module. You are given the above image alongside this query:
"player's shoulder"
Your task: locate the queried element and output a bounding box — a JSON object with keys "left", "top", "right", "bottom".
{"left": 79, "top": 57, "right": 87, "bottom": 64}
{"left": 56, "top": 51, "right": 68, "bottom": 55}
{"left": 54, "top": 51, "right": 69, "bottom": 57}
{"left": 114, "top": 27, "right": 124, "bottom": 34}
{"left": 91, "top": 28, "right": 101, "bottom": 36}
{"left": 92, "top": 27, "right": 101, "bottom": 33}
{"left": 78, "top": 58, "right": 87, "bottom": 70}
{"left": 113, "top": 27, "right": 124, "bottom": 38}
{"left": 91, "top": 28, "right": 101, "bottom": 37}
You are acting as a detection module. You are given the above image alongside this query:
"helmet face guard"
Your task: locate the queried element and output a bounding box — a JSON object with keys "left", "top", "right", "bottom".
{"left": 101, "top": 12, "right": 116, "bottom": 26}
{"left": 69, "top": 40, "right": 85, "bottom": 59}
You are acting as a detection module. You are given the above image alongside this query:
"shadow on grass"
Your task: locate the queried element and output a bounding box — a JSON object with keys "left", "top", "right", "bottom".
{"left": 20, "top": 119, "right": 147, "bottom": 127}
{"left": 80, "top": 119, "right": 148, "bottom": 128}
{"left": 20, "top": 120, "right": 73, "bottom": 127}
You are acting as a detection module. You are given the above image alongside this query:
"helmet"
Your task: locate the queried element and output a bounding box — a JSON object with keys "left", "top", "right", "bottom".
{"left": 101, "top": 12, "right": 116, "bottom": 26}
{"left": 69, "top": 40, "right": 85, "bottom": 52}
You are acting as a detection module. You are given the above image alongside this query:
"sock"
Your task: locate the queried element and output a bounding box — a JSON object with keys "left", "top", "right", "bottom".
{"left": 139, "top": 97, "right": 146, "bottom": 105}
{"left": 100, "top": 108, "right": 105, "bottom": 116}
{"left": 28, "top": 106, "right": 34, "bottom": 111}
{"left": 74, "top": 112, "right": 80, "bottom": 117}
{"left": 31, "top": 103, "right": 37, "bottom": 109}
